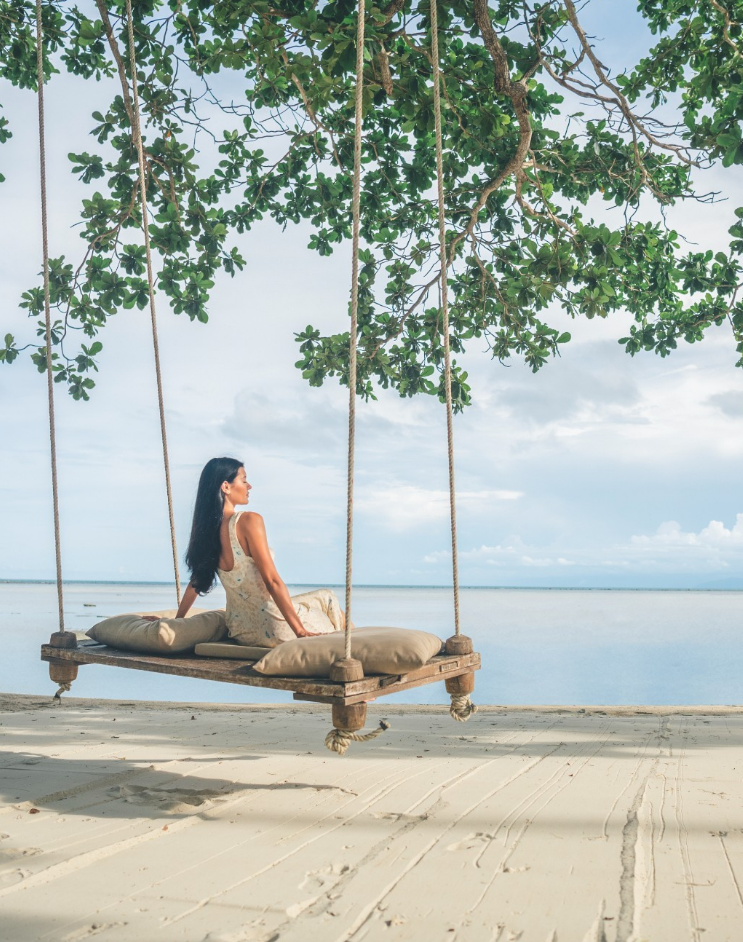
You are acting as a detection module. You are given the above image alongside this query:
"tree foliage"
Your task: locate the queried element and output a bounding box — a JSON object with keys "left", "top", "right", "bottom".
{"left": 1, "top": 0, "right": 742, "bottom": 406}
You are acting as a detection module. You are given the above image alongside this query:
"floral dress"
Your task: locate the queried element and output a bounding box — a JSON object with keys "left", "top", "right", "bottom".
{"left": 217, "top": 511, "right": 343, "bottom": 647}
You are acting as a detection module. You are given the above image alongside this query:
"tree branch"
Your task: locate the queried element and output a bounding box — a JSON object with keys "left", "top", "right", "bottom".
{"left": 94, "top": 0, "right": 136, "bottom": 129}
{"left": 447, "top": 0, "right": 533, "bottom": 262}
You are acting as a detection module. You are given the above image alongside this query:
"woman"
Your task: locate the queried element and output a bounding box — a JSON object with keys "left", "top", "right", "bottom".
{"left": 175, "top": 456, "right": 344, "bottom": 646}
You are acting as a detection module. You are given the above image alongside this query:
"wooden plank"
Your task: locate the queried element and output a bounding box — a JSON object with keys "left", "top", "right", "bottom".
{"left": 342, "top": 653, "right": 481, "bottom": 697}
{"left": 40, "top": 645, "right": 480, "bottom": 705}
{"left": 293, "top": 654, "right": 482, "bottom": 704}
{"left": 40, "top": 644, "right": 345, "bottom": 698}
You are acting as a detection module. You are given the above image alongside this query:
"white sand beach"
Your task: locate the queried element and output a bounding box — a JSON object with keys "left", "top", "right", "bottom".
{"left": 2, "top": 696, "right": 743, "bottom": 941}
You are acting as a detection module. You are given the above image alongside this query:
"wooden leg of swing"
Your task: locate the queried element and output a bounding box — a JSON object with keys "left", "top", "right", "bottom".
{"left": 326, "top": 659, "right": 364, "bottom": 754}
{"left": 325, "top": 660, "right": 390, "bottom": 755}
{"left": 48, "top": 631, "right": 78, "bottom": 700}
{"left": 445, "top": 670, "right": 477, "bottom": 722}
{"left": 445, "top": 673, "right": 475, "bottom": 696}
{"left": 332, "top": 702, "right": 367, "bottom": 733}
{"left": 325, "top": 701, "right": 390, "bottom": 756}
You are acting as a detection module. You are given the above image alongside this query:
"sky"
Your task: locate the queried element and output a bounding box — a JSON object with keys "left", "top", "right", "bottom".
{"left": 1, "top": 2, "right": 743, "bottom": 590}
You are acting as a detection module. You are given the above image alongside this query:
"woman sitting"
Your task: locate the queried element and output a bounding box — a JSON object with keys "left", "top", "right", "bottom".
{"left": 176, "top": 457, "right": 344, "bottom": 646}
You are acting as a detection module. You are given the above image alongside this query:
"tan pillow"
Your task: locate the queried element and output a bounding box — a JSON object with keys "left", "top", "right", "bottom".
{"left": 253, "top": 626, "right": 444, "bottom": 677}
{"left": 86, "top": 608, "right": 227, "bottom": 654}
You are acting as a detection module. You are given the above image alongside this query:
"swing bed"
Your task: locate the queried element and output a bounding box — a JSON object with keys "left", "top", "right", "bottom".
{"left": 36, "top": 0, "right": 480, "bottom": 754}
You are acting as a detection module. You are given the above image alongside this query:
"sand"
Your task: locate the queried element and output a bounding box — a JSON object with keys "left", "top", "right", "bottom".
{"left": 1, "top": 695, "right": 743, "bottom": 941}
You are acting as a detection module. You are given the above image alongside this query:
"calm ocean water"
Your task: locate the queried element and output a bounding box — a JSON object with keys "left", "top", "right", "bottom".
{"left": 1, "top": 581, "right": 741, "bottom": 705}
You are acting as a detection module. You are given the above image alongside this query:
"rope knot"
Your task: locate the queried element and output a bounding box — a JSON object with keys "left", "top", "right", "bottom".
{"left": 449, "top": 694, "right": 477, "bottom": 722}
{"left": 325, "top": 719, "right": 390, "bottom": 756}
{"left": 53, "top": 682, "right": 71, "bottom": 701}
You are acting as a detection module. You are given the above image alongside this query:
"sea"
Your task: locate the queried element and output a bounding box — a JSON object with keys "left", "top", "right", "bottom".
{"left": 1, "top": 581, "right": 741, "bottom": 706}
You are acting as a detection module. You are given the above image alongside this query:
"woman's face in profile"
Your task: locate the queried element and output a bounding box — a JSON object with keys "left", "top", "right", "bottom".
{"left": 224, "top": 467, "right": 251, "bottom": 506}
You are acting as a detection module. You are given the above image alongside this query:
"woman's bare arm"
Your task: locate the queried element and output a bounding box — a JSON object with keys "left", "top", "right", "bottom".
{"left": 139, "top": 582, "right": 198, "bottom": 621}
{"left": 176, "top": 583, "right": 199, "bottom": 619}
{"left": 241, "top": 512, "right": 318, "bottom": 638}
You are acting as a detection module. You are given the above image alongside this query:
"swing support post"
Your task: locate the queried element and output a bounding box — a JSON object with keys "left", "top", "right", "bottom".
{"left": 47, "top": 631, "right": 79, "bottom": 699}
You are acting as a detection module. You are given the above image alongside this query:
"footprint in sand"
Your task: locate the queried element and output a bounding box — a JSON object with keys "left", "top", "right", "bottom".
{"left": 446, "top": 832, "right": 496, "bottom": 853}
{"left": 0, "top": 846, "right": 42, "bottom": 862}
{"left": 284, "top": 864, "right": 352, "bottom": 919}
{"left": 0, "top": 867, "right": 32, "bottom": 886}
{"left": 109, "top": 783, "right": 230, "bottom": 814}
{"left": 372, "top": 811, "right": 427, "bottom": 824}
{"left": 299, "top": 862, "right": 350, "bottom": 894}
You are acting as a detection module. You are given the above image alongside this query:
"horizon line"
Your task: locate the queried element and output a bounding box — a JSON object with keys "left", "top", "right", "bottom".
{"left": 1, "top": 579, "right": 741, "bottom": 593}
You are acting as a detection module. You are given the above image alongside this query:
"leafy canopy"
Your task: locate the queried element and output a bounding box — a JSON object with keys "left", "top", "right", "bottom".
{"left": 1, "top": 0, "right": 742, "bottom": 406}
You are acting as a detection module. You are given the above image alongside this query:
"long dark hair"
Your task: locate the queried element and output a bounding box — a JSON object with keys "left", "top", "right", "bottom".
{"left": 186, "top": 457, "right": 244, "bottom": 594}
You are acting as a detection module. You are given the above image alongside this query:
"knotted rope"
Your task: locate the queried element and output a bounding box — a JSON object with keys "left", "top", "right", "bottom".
{"left": 449, "top": 695, "right": 477, "bottom": 722}
{"left": 430, "top": 0, "right": 461, "bottom": 637}
{"left": 35, "top": 0, "right": 65, "bottom": 634}
{"left": 343, "top": 0, "right": 366, "bottom": 657}
{"left": 325, "top": 720, "right": 390, "bottom": 756}
{"left": 53, "top": 683, "right": 72, "bottom": 701}
{"left": 125, "top": 0, "right": 181, "bottom": 604}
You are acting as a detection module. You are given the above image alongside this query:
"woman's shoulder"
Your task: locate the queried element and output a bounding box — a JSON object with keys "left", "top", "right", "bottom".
{"left": 236, "top": 511, "right": 272, "bottom": 558}
{"left": 236, "top": 510, "right": 264, "bottom": 529}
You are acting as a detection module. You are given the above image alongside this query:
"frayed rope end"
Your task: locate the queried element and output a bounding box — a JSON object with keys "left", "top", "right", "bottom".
{"left": 325, "top": 719, "right": 391, "bottom": 756}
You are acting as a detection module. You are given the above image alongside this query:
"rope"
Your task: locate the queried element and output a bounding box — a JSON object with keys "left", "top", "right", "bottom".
{"left": 430, "top": 0, "right": 461, "bottom": 636}
{"left": 449, "top": 694, "right": 477, "bottom": 722}
{"left": 325, "top": 719, "right": 390, "bottom": 756}
{"left": 125, "top": 0, "right": 181, "bottom": 604}
{"left": 35, "top": 0, "right": 65, "bottom": 633}
{"left": 53, "top": 682, "right": 72, "bottom": 701}
{"left": 344, "top": 0, "right": 366, "bottom": 659}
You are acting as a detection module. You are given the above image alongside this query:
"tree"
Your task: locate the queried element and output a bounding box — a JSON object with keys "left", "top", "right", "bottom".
{"left": 1, "top": 0, "right": 742, "bottom": 407}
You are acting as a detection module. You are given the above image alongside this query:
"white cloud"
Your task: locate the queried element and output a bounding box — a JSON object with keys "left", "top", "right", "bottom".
{"left": 358, "top": 486, "right": 523, "bottom": 532}
{"left": 421, "top": 515, "right": 743, "bottom": 581}
{"left": 423, "top": 550, "right": 449, "bottom": 564}
{"left": 426, "top": 541, "right": 575, "bottom": 569}
{"left": 462, "top": 544, "right": 519, "bottom": 560}
{"left": 520, "top": 555, "right": 555, "bottom": 567}
{"left": 632, "top": 515, "right": 743, "bottom": 548}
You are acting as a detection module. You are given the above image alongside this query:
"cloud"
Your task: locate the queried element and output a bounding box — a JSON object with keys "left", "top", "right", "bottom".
{"left": 222, "top": 387, "right": 345, "bottom": 457}
{"left": 487, "top": 342, "right": 646, "bottom": 428}
{"left": 706, "top": 391, "right": 743, "bottom": 418}
{"left": 425, "top": 541, "right": 574, "bottom": 568}
{"left": 520, "top": 555, "right": 575, "bottom": 567}
{"left": 221, "top": 383, "right": 442, "bottom": 463}
{"left": 421, "top": 514, "right": 743, "bottom": 580}
{"left": 359, "top": 486, "right": 523, "bottom": 532}
{"left": 462, "top": 544, "right": 519, "bottom": 560}
{"left": 632, "top": 515, "right": 743, "bottom": 548}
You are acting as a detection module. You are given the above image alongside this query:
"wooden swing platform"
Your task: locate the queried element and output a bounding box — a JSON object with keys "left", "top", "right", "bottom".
{"left": 41, "top": 637, "right": 481, "bottom": 706}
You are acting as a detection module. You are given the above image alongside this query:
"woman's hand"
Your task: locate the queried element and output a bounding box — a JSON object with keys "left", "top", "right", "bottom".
{"left": 293, "top": 626, "right": 321, "bottom": 639}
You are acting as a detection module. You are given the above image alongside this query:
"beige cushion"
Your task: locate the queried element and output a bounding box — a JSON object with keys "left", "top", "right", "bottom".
{"left": 253, "top": 626, "right": 444, "bottom": 677}
{"left": 194, "top": 642, "right": 271, "bottom": 660}
{"left": 86, "top": 609, "right": 227, "bottom": 654}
